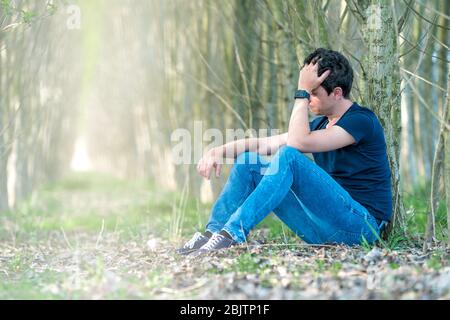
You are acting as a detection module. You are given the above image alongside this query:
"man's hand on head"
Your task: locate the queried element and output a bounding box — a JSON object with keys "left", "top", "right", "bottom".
{"left": 298, "top": 59, "right": 331, "bottom": 93}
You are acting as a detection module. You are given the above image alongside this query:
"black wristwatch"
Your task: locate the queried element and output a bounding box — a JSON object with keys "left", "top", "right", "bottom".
{"left": 294, "top": 89, "right": 311, "bottom": 102}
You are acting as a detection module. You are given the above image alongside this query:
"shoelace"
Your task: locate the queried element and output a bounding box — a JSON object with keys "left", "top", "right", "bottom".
{"left": 201, "top": 234, "right": 224, "bottom": 251}
{"left": 184, "top": 232, "right": 203, "bottom": 249}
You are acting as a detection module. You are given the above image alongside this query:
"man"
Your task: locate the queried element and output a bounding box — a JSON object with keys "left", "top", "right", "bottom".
{"left": 177, "top": 48, "right": 392, "bottom": 256}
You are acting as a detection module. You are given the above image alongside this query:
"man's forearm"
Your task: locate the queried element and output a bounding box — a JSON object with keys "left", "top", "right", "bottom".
{"left": 213, "top": 137, "right": 260, "bottom": 159}
{"left": 287, "top": 98, "right": 310, "bottom": 149}
{"left": 287, "top": 58, "right": 331, "bottom": 149}
{"left": 213, "top": 133, "right": 287, "bottom": 159}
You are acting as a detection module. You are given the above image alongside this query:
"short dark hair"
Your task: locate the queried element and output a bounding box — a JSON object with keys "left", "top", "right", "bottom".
{"left": 303, "top": 48, "right": 353, "bottom": 98}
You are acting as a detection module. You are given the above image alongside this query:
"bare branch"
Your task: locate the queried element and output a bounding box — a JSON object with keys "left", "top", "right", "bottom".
{"left": 430, "top": 33, "right": 449, "bottom": 51}
{"left": 401, "top": 68, "right": 447, "bottom": 93}
{"left": 1, "top": 22, "right": 20, "bottom": 32}
{"left": 403, "top": 0, "right": 450, "bottom": 30}
{"left": 233, "top": 38, "right": 253, "bottom": 128}
{"left": 261, "top": 0, "right": 314, "bottom": 51}
{"left": 177, "top": 70, "right": 249, "bottom": 130}
{"left": 399, "top": 34, "right": 450, "bottom": 62}
{"left": 344, "top": 0, "right": 366, "bottom": 25}
{"left": 425, "top": 71, "right": 449, "bottom": 248}
{"left": 397, "top": 0, "right": 414, "bottom": 33}
{"left": 398, "top": 18, "right": 433, "bottom": 97}
{"left": 403, "top": 75, "right": 450, "bottom": 131}
{"left": 415, "top": 0, "right": 450, "bottom": 21}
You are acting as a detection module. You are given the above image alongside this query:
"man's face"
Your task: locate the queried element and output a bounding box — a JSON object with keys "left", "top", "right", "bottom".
{"left": 308, "top": 85, "right": 334, "bottom": 115}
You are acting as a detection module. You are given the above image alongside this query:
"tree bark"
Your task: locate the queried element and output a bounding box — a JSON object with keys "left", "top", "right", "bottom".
{"left": 0, "top": 114, "right": 9, "bottom": 212}
{"left": 359, "top": 0, "right": 406, "bottom": 236}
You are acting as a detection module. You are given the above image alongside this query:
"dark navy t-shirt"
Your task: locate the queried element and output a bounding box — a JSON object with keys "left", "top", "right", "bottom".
{"left": 309, "top": 103, "right": 392, "bottom": 222}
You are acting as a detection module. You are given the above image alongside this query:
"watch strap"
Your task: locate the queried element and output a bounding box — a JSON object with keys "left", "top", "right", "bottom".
{"left": 294, "top": 89, "right": 311, "bottom": 101}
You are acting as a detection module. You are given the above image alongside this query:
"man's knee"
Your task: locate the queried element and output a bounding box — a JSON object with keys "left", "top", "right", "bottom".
{"left": 277, "top": 145, "right": 304, "bottom": 158}
{"left": 231, "top": 152, "right": 263, "bottom": 176}
{"left": 262, "top": 146, "right": 308, "bottom": 176}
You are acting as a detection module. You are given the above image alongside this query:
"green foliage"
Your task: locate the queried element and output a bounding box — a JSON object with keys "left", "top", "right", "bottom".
{"left": 330, "top": 262, "right": 342, "bottom": 276}
{"left": 384, "top": 231, "right": 413, "bottom": 250}
{"left": 235, "top": 253, "right": 261, "bottom": 274}
{"left": 46, "top": 3, "right": 58, "bottom": 15}
{"left": 361, "top": 235, "right": 373, "bottom": 252}
{"left": 315, "top": 259, "right": 326, "bottom": 272}
{"left": 0, "top": 1, "right": 49, "bottom": 24}
{"left": 257, "top": 214, "right": 298, "bottom": 243}
{"left": 425, "top": 249, "right": 449, "bottom": 271}
{"left": 0, "top": 0, "right": 13, "bottom": 15}
{"left": 21, "top": 10, "right": 37, "bottom": 24}
{"left": 389, "top": 262, "right": 400, "bottom": 270}
{"left": 403, "top": 181, "right": 448, "bottom": 241}
{"left": 7, "top": 253, "right": 29, "bottom": 273}
{"left": 427, "top": 255, "right": 443, "bottom": 271}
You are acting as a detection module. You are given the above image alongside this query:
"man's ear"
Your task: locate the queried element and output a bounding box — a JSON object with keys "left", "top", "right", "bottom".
{"left": 332, "top": 87, "right": 344, "bottom": 99}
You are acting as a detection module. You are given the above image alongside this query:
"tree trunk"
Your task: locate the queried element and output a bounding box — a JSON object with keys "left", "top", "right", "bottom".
{"left": 359, "top": 0, "right": 406, "bottom": 236}
{"left": 437, "top": 0, "right": 450, "bottom": 247}
{"left": 0, "top": 24, "right": 10, "bottom": 212}
{"left": 0, "top": 123, "right": 9, "bottom": 212}
{"left": 266, "top": 18, "right": 278, "bottom": 131}
{"left": 446, "top": 106, "right": 450, "bottom": 247}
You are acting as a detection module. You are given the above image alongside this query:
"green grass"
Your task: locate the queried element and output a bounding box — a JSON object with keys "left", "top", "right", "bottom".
{"left": 389, "top": 262, "right": 400, "bottom": 270}
{"left": 402, "top": 180, "right": 447, "bottom": 241}
{"left": 256, "top": 214, "right": 299, "bottom": 243}
{"left": 235, "top": 253, "right": 262, "bottom": 274}
{"left": 1, "top": 172, "right": 448, "bottom": 299}
{"left": 330, "top": 262, "right": 343, "bottom": 276}
{"left": 0, "top": 270, "right": 66, "bottom": 299}
{"left": 4, "top": 172, "right": 444, "bottom": 247}
{"left": 42, "top": 172, "right": 133, "bottom": 192}
{"left": 356, "top": 179, "right": 450, "bottom": 251}
{"left": 425, "top": 249, "right": 449, "bottom": 271}
{"left": 0, "top": 172, "right": 215, "bottom": 244}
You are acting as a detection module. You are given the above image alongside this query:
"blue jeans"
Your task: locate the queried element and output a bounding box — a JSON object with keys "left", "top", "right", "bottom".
{"left": 205, "top": 146, "right": 383, "bottom": 245}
